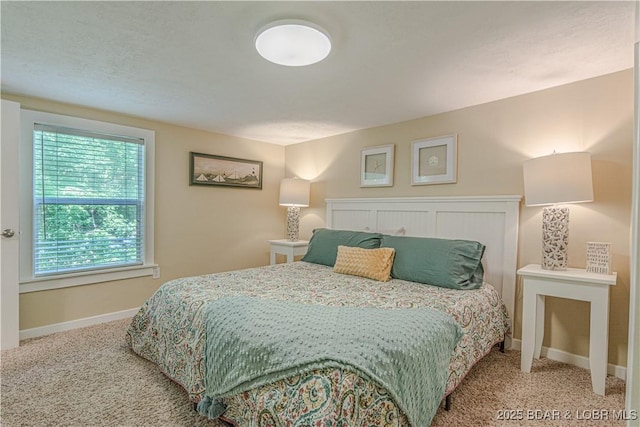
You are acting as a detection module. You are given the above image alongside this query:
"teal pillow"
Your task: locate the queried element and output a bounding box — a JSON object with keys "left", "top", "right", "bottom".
{"left": 381, "top": 235, "right": 486, "bottom": 290}
{"left": 301, "top": 228, "right": 382, "bottom": 266}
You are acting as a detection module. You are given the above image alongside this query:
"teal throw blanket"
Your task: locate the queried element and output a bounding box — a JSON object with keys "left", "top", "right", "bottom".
{"left": 197, "top": 296, "right": 462, "bottom": 427}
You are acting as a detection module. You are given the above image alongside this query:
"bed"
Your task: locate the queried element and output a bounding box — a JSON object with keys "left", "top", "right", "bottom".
{"left": 127, "top": 196, "right": 521, "bottom": 426}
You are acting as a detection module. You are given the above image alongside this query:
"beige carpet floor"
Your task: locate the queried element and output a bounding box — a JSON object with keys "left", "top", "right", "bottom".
{"left": 0, "top": 318, "right": 628, "bottom": 427}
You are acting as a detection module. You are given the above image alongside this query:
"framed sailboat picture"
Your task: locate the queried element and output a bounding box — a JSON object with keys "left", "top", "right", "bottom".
{"left": 190, "top": 152, "right": 263, "bottom": 189}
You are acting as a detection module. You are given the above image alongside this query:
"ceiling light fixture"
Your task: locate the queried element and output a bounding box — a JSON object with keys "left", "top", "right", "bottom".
{"left": 255, "top": 20, "right": 331, "bottom": 67}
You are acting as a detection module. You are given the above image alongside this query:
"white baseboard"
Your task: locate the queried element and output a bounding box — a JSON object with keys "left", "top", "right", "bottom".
{"left": 511, "top": 338, "right": 627, "bottom": 380}
{"left": 19, "top": 307, "right": 139, "bottom": 341}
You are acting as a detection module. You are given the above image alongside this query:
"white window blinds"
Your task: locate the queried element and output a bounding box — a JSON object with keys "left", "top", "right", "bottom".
{"left": 33, "top": 124, "right": 145, "bottom": 276}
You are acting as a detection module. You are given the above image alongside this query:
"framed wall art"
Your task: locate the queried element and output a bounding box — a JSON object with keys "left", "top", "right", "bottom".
{"left": 190, "top": 152, "right": 263, "bottom": 189}
{"left": 360, "top": 144, "right": 394, "bottom": 187}
{"left": 586, "top": 242, "right": 612, "bottom": 275}
{"left": 411, "top": 135, "right": 457, "bottom": 185}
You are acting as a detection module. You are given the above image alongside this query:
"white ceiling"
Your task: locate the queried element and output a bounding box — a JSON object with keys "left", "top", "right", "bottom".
{"left": 1, "top": 1, "right": 635, "bottom": 146}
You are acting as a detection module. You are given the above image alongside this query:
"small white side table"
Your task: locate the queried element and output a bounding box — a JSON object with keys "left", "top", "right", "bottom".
{"left": 518, "top": 263, "right": 617, "bottom": 396}
{"left": 268, "top": 239, "right": 309, "bottom": 265}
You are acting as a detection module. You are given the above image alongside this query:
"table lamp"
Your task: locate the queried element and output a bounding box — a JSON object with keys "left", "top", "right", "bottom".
{"left": 279, "top": 177, "right": 310, "bottom": 241}
{"left": 523, "top": 152, "right": 593, "bottom": 270}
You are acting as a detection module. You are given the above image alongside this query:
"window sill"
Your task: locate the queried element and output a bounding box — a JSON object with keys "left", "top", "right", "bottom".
{"left": 19, "top": 264, "right": 158, "bottom": 293}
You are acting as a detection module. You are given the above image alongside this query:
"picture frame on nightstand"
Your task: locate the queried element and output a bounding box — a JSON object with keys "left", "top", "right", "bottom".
{"left": 586, "top": 242, "right": 611, "bottom": 275}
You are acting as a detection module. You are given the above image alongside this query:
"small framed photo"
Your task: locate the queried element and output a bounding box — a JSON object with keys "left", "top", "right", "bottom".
{"left": 190, "top": 152, "right": 262, "bottom": 189}
{"left": 361, "top": 144, "right": 394, "bottom": 187}
{"left": 586, "top": 242, "right": 612, "bottom": 275}
{"left": 411, "top": 135, "right": 457, "bottom": 185}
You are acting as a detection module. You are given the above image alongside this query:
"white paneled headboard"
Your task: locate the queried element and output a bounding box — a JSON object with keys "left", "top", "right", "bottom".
{"left": 326, "top": 196, "right": 521, "bottom": 347}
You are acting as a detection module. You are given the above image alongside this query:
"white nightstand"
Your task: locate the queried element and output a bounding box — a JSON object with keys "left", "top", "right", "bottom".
{"left": 518, "top": 263, "right": 617, "bottom": 396}
{"left": 268, "top": 239, "right": 309, "bottom": 265}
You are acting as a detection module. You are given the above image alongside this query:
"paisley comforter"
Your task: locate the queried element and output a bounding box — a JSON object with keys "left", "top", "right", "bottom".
{"left": 126, "top": 261, "right": 510, "bottom": 426}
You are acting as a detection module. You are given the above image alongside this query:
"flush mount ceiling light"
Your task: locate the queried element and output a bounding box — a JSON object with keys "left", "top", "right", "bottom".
{"left": 255, "top": 20, "right": 331, "bottom": 66}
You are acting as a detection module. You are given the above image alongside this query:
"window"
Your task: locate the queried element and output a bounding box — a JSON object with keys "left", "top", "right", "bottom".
{"left": 20, "top": 111, "right": 155, "bottom": 292}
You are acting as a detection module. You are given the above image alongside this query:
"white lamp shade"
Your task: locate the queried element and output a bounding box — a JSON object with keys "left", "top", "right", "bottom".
{"left": 279, "top": 178, "right": 310, "bottom": 207}
{"left": 523, "top": 152, "right": 594, "bottom": 206}
{"left": 255, "top": 21, "right": 331, "bottom": 67}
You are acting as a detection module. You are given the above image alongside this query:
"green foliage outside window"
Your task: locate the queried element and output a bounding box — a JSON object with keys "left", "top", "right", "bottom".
{"left": 33, "top": 127, "right": 144, "bottom": 275}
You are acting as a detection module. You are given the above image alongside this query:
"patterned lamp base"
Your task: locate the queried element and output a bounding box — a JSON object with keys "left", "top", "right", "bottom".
{"left": 286, "top": 206, "right": 301, "bottom": 241}
{"left": 541, "top": 207, "right": 569, "bottom": 271}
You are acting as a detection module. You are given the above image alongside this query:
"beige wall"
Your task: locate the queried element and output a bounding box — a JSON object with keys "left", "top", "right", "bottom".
{"left": 2, "top": 95, "right": 286, "bottom": 330}
{"left": 286, "top": 70, "right": 634, "bottom": 367}
{"left": 4, "top": 70, "right": 633, "bottom": 366}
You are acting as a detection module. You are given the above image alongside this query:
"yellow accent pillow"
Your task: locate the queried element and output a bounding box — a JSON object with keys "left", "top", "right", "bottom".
{"left": 333, "top": 245, "right": 396, "bottom": 282}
